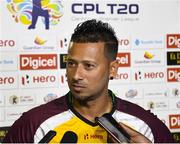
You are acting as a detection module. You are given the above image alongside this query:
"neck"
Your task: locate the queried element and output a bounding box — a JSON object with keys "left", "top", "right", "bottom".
{"left": 72, "top": 90, "right": 113, "bottom": 122}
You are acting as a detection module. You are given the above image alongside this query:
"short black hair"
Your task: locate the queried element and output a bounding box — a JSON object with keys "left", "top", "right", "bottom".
{"left": 70, "top": 19, "right": 118, "bottom": 61}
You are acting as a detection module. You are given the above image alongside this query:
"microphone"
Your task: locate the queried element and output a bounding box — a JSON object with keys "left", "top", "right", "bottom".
{"left": 95, "top": 113, "right": 130, "bottom": 143}
{"left": 60, "top": 131, "right": 78, "bottom": 143}
{"left": 38, "top": 130, "right": 56, "bottom": 143}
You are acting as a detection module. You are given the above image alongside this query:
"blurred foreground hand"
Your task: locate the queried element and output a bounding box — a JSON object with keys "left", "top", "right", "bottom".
{"left": 108, "top": 123, "right": 152, "bottom": 143}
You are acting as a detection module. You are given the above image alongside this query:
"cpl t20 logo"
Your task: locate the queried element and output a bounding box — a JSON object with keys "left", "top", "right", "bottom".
{"left": 6, "top": 0, "right": 63, "bottom": 30}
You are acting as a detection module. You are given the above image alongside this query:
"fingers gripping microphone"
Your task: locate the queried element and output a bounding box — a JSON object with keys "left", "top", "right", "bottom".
{"left": 38, "top": 130, "right": 56, "bottom": 143}
{"left": 60, "top": 131, "right": 78, "bottom": 143}
{"left": 95, "top": 113, "right": 130, "bottom": 143}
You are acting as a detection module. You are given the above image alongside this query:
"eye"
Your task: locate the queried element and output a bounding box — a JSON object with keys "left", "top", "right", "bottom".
{"left": 67, "top": 61, "right": 76, "bottom": 68}
{"left": 84, "top": 63, "right": 95, "bottom": 70}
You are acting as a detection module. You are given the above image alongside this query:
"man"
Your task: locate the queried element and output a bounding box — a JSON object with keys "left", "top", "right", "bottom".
{"left": 3, "top": 19, "right": 173, "bottom": 143}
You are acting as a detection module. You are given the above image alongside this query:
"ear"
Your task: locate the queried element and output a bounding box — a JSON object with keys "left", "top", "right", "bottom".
{"left": 109, "top": 60, "right": 119, "bottom": 80}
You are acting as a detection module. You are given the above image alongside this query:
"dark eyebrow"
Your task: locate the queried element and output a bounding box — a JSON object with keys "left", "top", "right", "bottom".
{"left": 67, "top": 57, "right": 97, "bottom": 65}
{"left": 82, "top": 60, "right": 97, "bottom": 65}
{"left": 66, "top": 57, "right": 77, "bottom": 62}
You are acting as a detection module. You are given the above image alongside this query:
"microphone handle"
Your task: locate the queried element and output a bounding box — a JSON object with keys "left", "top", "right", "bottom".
{"left": 96, "top": 113, "right": 130, "bottom": 143}
{"left": 39, "top": 130, "right": 56, "bottom": 143}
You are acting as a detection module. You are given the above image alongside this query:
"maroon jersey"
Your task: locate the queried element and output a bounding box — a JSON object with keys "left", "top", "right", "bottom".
{"left": 3, "top": 90, "right": 174, "bottom": 143}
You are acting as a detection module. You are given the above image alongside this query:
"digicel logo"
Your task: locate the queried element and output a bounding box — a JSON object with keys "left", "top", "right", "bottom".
{"left": 167, "top": 68, "right": 180, "bottom": 82}
{"left": 20, "top": 54, "right": 57, "bottom": 70}
{"left": 116, "top": 53, "right": 131, "bottom": 67}
{"left": 167, "top": 34, "right": 180, "bottom": 48}
{"left": 169, "top": 114, "right": 180, "bottom": 129}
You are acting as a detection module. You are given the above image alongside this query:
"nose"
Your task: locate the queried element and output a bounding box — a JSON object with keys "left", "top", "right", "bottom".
{"left": 73, "top": 64, "right": 84, "bottom": 80}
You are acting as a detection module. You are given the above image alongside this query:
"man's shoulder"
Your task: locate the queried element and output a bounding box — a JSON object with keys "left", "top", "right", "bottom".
{"left": 115, "top": 97, "right": 157, "bottom": 120}
{"left": 3, "top": 95, "right": 69, "bottom": 143}
{"left": 11, "top": 95, "right": 68, "bottom": 127}
{"left": 114, "top": 96, "right": 174, "bottom": 142}
{"left": 115, "top": 97, "right": 144, "bottom": 111}
{"left": 23, "top": 95, "right": 68, "bottom": 120}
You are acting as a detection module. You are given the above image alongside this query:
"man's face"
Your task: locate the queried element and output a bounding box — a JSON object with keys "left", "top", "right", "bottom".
{"left": 66, "top": 42, "right": 110, "bottom": 101}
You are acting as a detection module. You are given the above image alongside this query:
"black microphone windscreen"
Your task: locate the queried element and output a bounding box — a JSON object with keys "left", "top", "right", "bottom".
{"left": 60, "top": 131, "right": 78, "bottom": 143}
{"left": 39, "top": 130, "right": 56, "bottom": 143}
{"left": 95, "top": 113, "right": 130, "bottom": 143}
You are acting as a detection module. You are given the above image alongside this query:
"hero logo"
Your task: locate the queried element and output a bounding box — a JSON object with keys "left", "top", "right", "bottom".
{"left": 59, "top": 38, "right": 68, "bottom": 48}
{"left": 22, "top": 74, "right": 56, "bottom": 85}
{"left": 60, "top": 75, "right": 66, "bottom": 84}
{"left": 72, "top": 3, "right": 139, "bottom": 14}
{"left": 167, "top": 34, "right": 180, "bottom": 48}
{"left": 169, "top": 114, "right": 180, "bottom": 129}
{"left": 119, "top": 39, "right": 130, "bottom": 46}
{"left": 116, "top": 53, "right": 131, "bottom": 67}
{"left": 20, "top": 54, "right": 57, "bottom": 70}
{"left": 0, "top": 75, "right": 16, "bottom": 89}
{"left": 115, "top": 73, "right": 129, "bottom": 80}
{"left": 167, "top": 68, "right": 180, "bottom": 82}
{"left": 135, "top": 71, "right": 164, "bottom": 80}
{"left": 0, "top": 39, "right": 15, "bottom": 47}
{"left": 0, "top": 77, "right": 14, "bottom": 85}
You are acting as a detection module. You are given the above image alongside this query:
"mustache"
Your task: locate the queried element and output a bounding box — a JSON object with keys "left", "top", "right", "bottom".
{"left": 72, "top": 79, "right": 86, "bottom": 86}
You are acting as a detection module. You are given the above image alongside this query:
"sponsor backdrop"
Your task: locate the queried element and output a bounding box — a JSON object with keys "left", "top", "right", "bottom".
{"left": 0, "top": 0, "right": 180, "bottom": 142}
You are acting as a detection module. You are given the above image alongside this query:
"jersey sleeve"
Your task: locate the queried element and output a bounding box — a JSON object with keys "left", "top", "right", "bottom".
{"left": 116, "top": 97, "right": 174, "bottom": 143}
{"left": 3, "top": 112, "right": 36, "bottom": 143}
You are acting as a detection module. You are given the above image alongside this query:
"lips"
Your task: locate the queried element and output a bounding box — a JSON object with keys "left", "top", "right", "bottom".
{"left": 72, "top": 84, "right": 86, "bottom": 92}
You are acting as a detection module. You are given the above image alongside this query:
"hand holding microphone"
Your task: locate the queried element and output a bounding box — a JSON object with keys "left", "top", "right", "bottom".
{"left": 95, "top": 113, "right": 130, "bottom": 143}
{"left": 95, "top": 113, "right": 151, "bottom": 143}
{"left": 119, "top": 123, "right": 151, "bottom": 143}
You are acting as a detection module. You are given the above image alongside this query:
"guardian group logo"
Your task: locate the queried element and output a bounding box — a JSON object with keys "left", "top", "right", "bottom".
{"left": 6, "top": 0, "right": 63, "bottom": 30}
